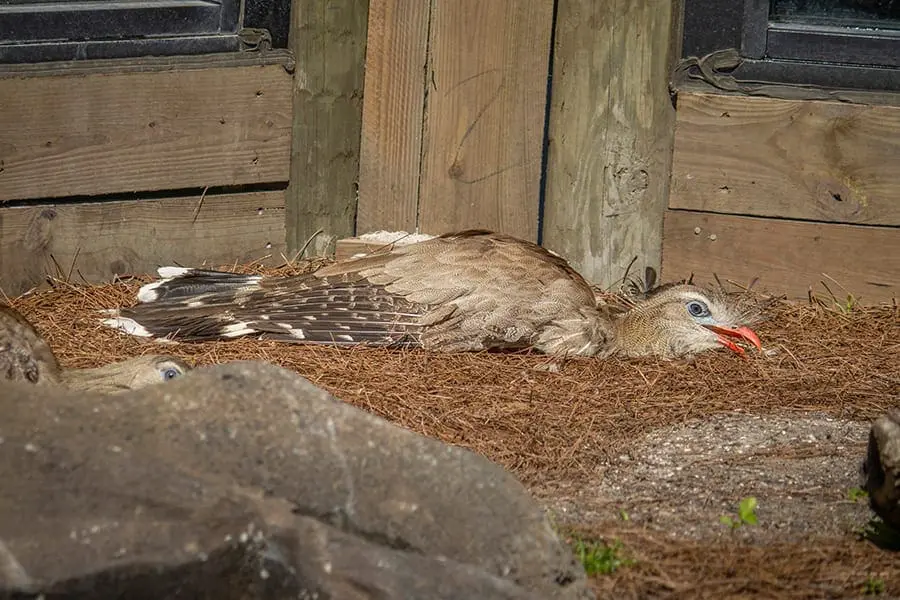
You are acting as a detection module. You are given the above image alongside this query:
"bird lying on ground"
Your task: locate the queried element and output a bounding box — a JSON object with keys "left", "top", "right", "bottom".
{"left": 102, "top": 230, "right": 764, "bottom": 360}
{"left": 0, "top": 303, "right": 191, "bottom": 392}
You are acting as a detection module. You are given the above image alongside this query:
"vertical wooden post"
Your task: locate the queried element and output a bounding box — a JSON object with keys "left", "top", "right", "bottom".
{"left": 417, "top": 0, "right": 554, "bottom": 241}
{"left": 542, "top": 0, "right": 683, "bottom": 288}
{"left": 356, "top": 0, "right": 554, "bottom": 241}
{"left": 356, "top": 0, "right": 431, "bottom": 234}
{"left": 286, "top": 0, "right": 370, "bottom": 257}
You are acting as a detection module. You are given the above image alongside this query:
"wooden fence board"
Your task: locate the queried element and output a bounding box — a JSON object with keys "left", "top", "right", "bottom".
{"left": 542, "top": 0, "right": 679, "bottom": 286}
{"left": 661, "top": 210, "right": 899, "bottom": 304}
{"left": 0, "top": 191, "right": 286, "bottom": 296}
{"left": 0, "top": 63, "right": 292, "bottom": 202}
{"left": 670, "top": 92, "right": 900, "bottom": 226}
{"left": 417, "top": 0, "right": 554, "bottom": 241}
{"left": 286, "top": 0, "right": 369, "bottom": 257}
{"left": 356, "top": 0, "right": 430, "bottom": 233}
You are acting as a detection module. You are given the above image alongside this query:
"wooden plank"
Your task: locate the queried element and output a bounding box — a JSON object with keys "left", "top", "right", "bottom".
{"left": 0, "top": 191, "right": 286, "bottom": 297}
{"left": 417, "top": 0, "right": 554, "bottom": 241}
{"left": 0, "top": 64, "right": 292, "bottom": 202}
{"left": 334, "top": 238, "right": 390, "bottom": 260}
{"left": 356, "top": 0, "right": 430, "bottom": 233}
{"left": 286, "top": 0, "right": 370, "bottom": 258}
{"left": 670, "top": 92, "right": 900, "bottom": 226}
{"left": 542, "top": 0, "right": 679, "bottom": 288}
{"left": 661, "top": 210, "right": 899, "bottom": 304}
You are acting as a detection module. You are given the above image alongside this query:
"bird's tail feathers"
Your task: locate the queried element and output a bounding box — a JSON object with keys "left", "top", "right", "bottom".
{"left": 137, "top": 267, "right": 263, "bottom": 304}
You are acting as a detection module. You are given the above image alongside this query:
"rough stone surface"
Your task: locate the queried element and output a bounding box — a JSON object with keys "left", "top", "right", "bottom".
{"left": 541, "top": 412, "right": 874, "bottom": 541}
{"left": 865, "top": 408, "right": 900, "bottom": 530}
{"left": 0, "top": 361, "right": 590, "bottom": 599}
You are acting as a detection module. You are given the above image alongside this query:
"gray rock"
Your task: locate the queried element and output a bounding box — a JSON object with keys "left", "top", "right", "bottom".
{"left": 0, "top": 361, "right": 591, "bottom": 599}
{"left": 864, "top": 408, "right": 900, "bottom": 530}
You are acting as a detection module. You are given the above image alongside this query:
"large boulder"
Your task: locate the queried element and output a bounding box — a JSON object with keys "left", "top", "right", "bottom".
{"left": 0, "top": 361, "right": 591, "bottom": 599}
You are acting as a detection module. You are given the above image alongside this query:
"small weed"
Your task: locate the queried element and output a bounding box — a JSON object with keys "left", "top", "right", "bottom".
{"left": 570, "top": 538, "right": 634, "bottom": 576}
{"left": 619, "top": 508, "right": 630, "bottom": 521}
{"left": 848, "top": 486, "right": 869, "bottom": 503}
{"left": 720, "top": 496, "right": 759, "bottom": 530}
{"left": 863, "top": 575, "right": 885, "bottom": 596}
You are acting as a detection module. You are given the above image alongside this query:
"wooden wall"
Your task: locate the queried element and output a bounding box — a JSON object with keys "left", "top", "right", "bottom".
{"left": 0, "top": 53, "right": 293, "bottom": 296}
{"left": 662, "top": 91, "right": 900, "bottom": 304}
{"left": 356, "top": 0, "right": 555, "bottom": 242}
{"left": 355, "top": 0, "right": 681, "bottom": 290}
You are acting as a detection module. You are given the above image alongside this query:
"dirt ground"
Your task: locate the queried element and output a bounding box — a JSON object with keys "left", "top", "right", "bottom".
{"left": 6, "top": 268, "right": 899, "bottom": 599}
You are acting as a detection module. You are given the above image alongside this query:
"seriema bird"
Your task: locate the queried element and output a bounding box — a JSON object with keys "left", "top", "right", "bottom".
{"left": 0, "top": 303, "right": 190, "bottom": 392}
{"left": 101, "top": 230, "right": 763, "bottom": 359}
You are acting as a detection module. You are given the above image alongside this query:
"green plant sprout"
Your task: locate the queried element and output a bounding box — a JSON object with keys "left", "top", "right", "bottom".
{"left": 720, "top": 496, "right": 759, "bottom": 530}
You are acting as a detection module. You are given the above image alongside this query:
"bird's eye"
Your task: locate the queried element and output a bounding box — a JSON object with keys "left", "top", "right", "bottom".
{"left": 686, "top": 300, "right": 710, "bottom": 318}
{"left": 162, "top": 367, "right": 180, "bottom": 381}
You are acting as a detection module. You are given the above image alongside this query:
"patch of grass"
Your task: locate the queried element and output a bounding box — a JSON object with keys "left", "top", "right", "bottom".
{"left": 848, "top": 486, "right": 869, "bottom": 503}
{"left": 720, "top": 496, "right": 759, "bottom": 530}
{"left": 863, "top": 575, "right": 885, "bottom": 596}
{"left": 570, "top": 537, "right": 634, "bottom": 576}
{"left": 812, "top": 276, "right": 863, "bottom": 314}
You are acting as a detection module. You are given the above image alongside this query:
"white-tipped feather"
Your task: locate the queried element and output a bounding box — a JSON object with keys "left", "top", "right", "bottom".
{"left": 101, "top": 317, "right": 153, "bottom": 337}
{"left": 136, "top": 281, "right": 164, "bottom": 303}
{"left": 157, "top": 266, "right": 191, "bottom": 278}
{"left": 220, "top": 322, "right": 255, "bottom": 338}
{"left": 137, "top": 267, "right": 195, "bottom": 302}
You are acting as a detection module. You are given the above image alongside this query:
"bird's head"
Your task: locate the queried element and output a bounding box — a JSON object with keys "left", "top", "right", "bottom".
{"left": 61, "top": 355, "right": 192, "bottom": 394}
{"left": 124, "top": 355, "right": 191, "bottom": 390}
{"left": 611, "top": 283, "right": 763, "bottom": 359}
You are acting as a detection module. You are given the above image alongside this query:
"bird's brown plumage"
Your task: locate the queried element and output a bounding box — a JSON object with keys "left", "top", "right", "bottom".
{"left": 104, "top": 230, "right": 764, "bottom": 359}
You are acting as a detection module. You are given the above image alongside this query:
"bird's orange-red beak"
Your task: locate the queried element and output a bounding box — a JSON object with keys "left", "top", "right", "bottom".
{"left": 705, "top": 325, "right": 762, "bottom": 357}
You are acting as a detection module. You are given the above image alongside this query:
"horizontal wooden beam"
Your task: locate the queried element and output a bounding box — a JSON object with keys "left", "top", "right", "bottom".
{"left": 0, "top": 190, "right": 286, "bottom": 296}
{"left": 0, "top": 62, "right": 292, "bottom": 202}
{"left": 670, "top": 92, "right": 900, "bottom": 226}
{"left": 661, "top": 210, "right": 899, "bottom": 304}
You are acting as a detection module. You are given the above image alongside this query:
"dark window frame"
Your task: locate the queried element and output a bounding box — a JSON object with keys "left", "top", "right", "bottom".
{"left": 682, "top": 0, "right": 900, "bottom": 92}
{"left": 0, "top": 0, "right": 291, "bottom": 64}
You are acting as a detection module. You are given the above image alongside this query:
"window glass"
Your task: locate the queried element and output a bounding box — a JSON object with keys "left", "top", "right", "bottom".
{"left": 770, "top": 0, "right": 900, "bottom": 30}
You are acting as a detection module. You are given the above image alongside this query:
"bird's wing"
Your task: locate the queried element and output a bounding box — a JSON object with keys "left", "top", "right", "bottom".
{"left": 109, "top": 231, "right": 607, "bottom": 353}
{"left": 311, "top": 230, "right": 604, "bottom": 351}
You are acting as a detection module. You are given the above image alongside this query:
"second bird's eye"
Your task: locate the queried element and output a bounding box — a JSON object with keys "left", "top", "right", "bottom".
{"left": 686, "top": 300, "right": 710, "bottom": 318}
{"left": 162, "top": 367, "right": 180, "bottom": 381}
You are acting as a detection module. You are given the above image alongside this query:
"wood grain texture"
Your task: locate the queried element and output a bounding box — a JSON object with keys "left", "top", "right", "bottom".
{"left": 661, "top": 210, "right": 899, "bottom": 304}
{"left": 286, "top": 0, "right": 369, "bottom": 257}
{"left": 417, "top": 0, "right": 554, "bottom": 241}
{"left": 356, "top": 0, "right": 430, "bottom": 233}
{"left": 542, "top": 0, "right": 678, "bottom": 288}
{"left": 0, "top": 191, "right": 286, "bottom": 297}
{"left": 670, "top": 92, "right": 900, "bottom": 226}
{"left": 0, "top": 65, "right": 292, "bottom": 202}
